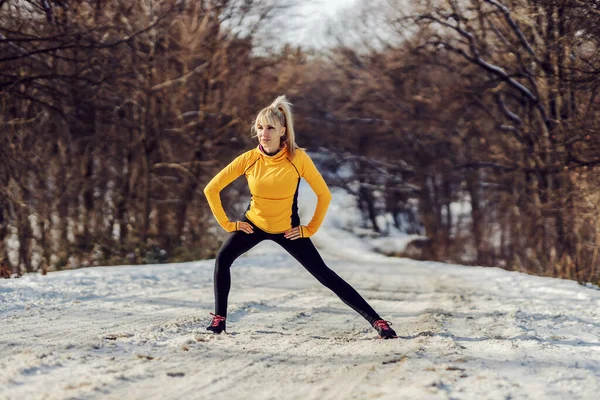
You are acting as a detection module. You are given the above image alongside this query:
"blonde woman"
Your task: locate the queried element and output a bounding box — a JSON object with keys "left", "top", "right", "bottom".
{"left": 203, "top": 95, "right": 397, "bottom": 339}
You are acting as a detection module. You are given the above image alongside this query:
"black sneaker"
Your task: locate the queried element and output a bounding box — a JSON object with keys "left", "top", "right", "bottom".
{"left": 373, "top": 319, "right": 398, "bottom": 339}
{"left": 206, "top": 313, "right": 226, "bottom": 334}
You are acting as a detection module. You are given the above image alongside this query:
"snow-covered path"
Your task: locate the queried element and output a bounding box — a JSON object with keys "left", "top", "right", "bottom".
{"left": 2, "top": 240, "right": 600, "bottom": 400}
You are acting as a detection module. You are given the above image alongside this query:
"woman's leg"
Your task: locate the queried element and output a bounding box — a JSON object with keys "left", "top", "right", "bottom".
{"left": 214, "top": 228, "right": 264, "bottom": 317}
{"left": 273, "top": 235, "right": 382, "bottom": 325}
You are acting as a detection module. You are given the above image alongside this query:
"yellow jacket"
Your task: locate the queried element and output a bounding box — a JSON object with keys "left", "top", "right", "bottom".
{"left": 203, "top": 145, "right": 332, "bottom": 238}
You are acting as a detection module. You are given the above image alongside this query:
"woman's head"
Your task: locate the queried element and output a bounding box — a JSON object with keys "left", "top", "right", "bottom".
{"left": 251, "top": 95, "right": 298, "bottom": 158}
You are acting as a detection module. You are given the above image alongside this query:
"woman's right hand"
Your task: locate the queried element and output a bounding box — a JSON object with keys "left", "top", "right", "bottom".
{"left": 237, "top": 221, "right": 254, "bottom": 234}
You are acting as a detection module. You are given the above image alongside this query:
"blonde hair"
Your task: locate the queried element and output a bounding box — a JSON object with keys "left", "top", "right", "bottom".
{"left": 251, "top": 95, "right": 301, "bottom": 159}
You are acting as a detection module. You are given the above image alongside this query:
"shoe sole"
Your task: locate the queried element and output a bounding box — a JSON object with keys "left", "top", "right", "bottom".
{"left": 206, "top": 329, "right": 226, "bottom": 334}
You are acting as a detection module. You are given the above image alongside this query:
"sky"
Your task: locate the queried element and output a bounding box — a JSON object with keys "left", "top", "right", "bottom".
{"left": 275, "top": 0, "right": 407, "bottom": 51}
{"left": 276, "top": 0, "right": 361, "bottom": 49}
{"left": 291, "top": 0, "right": 359, "bottom": 45}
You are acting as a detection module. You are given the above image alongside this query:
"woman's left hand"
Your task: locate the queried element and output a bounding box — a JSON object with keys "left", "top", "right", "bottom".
{"left": 284, "top": 226, "right": 301, "bottom": 240}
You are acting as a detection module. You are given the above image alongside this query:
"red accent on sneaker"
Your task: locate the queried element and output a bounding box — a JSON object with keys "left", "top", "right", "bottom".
{"left": 209, "top": 313, "right": 226, "bottom": 326}
{"left": 373, "top": 319, "right": 393, "bottom": 330}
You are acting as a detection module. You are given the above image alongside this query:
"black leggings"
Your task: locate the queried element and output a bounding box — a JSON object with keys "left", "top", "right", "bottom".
{"left": 212, "top": 216, "right": 382, "bottom": 325}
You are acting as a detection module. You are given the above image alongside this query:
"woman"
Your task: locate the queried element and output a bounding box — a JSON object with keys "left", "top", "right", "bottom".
{"left": 203, "top": 95, "right": 398, "bottom": 339}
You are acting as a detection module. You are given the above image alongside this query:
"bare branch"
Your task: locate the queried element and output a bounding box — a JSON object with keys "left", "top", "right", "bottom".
{"left": 152, "top": 163, "right": 198, "bottom": 181}
{"left": 494, "top": 92, "right": 523, "bottom": 126}
{"left": 483, "top": 0, "right": 540, "bottom": 61}
{"left": 151, "top": 61, "right": 209, "bottom": 92}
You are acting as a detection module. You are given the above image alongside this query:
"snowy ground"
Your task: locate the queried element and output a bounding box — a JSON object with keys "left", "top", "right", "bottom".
{"left": 2, "top": 185, "right": 600, "bottom": 399}
{"left": 3, "top": 243, "right": 600, "bottom": 399}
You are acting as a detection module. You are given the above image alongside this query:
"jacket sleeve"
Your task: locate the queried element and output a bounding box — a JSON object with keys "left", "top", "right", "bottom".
{"left": 203, "top": 152, "right": 251, "bottom": 232}
{"left": 298, "top": 150, "right": 332, "bottom": 238}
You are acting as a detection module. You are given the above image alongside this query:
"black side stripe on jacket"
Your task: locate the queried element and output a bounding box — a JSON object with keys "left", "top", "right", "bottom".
{"left": 288, "top": 158, "right": 302, "bottom": 228}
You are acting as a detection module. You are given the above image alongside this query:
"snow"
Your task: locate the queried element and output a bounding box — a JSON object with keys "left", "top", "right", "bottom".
{"left": 298, "top": 180, "right": 424, "bottom": 262}
{"left": 2, "top": 180, "right": 600, "bottom": 399}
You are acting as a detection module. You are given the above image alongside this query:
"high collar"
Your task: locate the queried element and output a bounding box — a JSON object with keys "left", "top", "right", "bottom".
{"left": 256, "top": 144, "right": 288, "bottom": 164}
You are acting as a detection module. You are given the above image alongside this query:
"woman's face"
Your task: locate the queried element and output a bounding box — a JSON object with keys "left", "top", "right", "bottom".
{"left": 256, "top": 119, "right": 286, "bottom": 151}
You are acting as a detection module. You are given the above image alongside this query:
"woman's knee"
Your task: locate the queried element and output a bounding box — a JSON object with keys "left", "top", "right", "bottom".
{"left": 215, "top": 239, "right": 250, "bottom": 270}
{"left": 311, "top": 266, "right": 342, "bottom": 286}
{"left": 215, "top": 249, "right": 234, "bottom": 268}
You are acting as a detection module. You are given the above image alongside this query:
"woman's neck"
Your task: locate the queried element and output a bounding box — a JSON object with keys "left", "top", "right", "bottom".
{"left": 261, "top": 143, "right": 283, "bottom": 156}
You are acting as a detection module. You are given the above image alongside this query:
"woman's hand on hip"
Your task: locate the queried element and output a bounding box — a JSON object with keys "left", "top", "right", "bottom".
{"left": 284, "top": 226, "right": 301, "bottom": 240}
{"left": 237, "top": 221, "right": 254, "bottom": 234}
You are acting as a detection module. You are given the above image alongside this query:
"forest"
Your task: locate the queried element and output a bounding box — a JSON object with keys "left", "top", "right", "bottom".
{"left": 1, "top": 0, "right": 600, "bottom": 284}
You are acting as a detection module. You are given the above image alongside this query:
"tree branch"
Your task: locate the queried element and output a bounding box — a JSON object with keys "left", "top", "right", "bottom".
{"left": 484, "top": 0, "right": 541, "bottom": 62}
{"left": 151, "top": 61, "right": 209, "bottom": 92}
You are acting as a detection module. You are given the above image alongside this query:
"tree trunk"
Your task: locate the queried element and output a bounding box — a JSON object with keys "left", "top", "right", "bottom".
{"left": 466, "top": 169, "right": 483, "bottom": 264}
